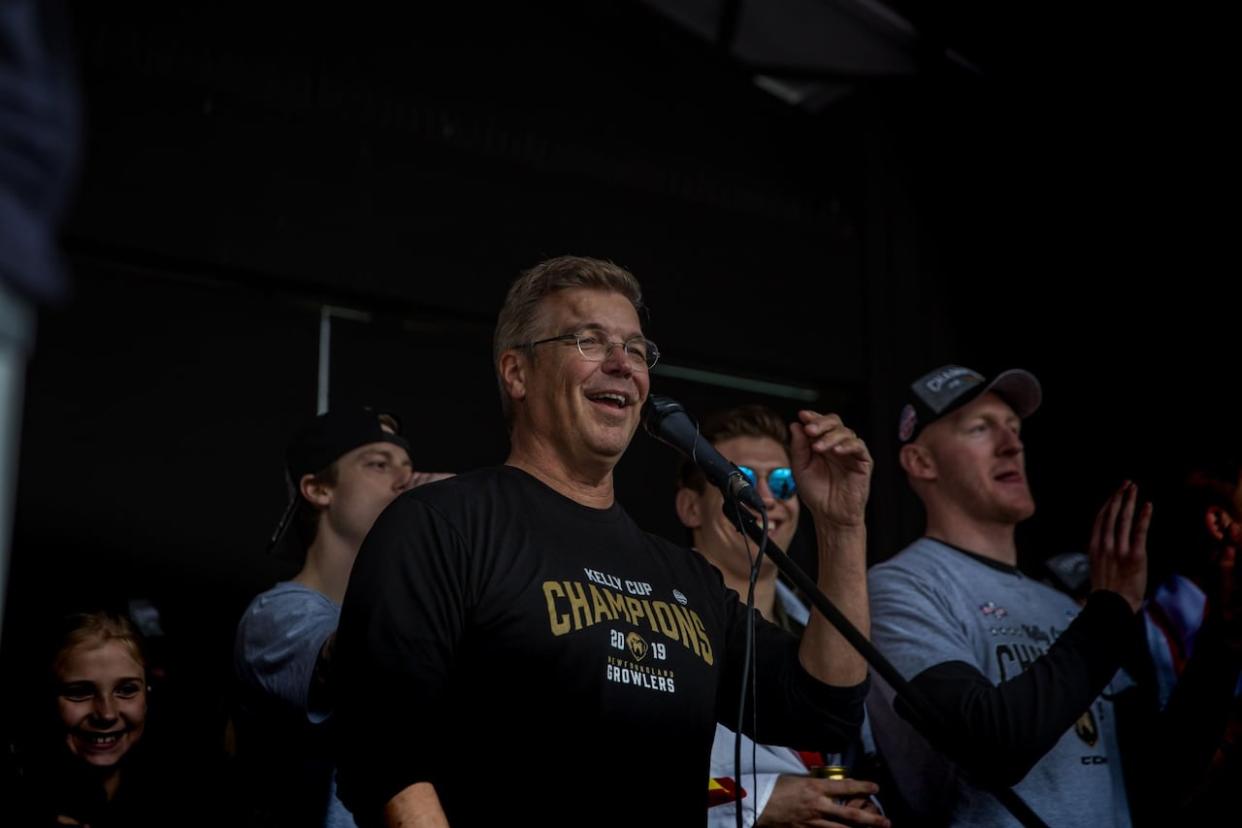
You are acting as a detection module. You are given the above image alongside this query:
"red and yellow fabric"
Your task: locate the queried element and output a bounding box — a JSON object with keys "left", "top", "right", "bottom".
{"left": 707, "top": 776, "right": 747, "bottom": 808}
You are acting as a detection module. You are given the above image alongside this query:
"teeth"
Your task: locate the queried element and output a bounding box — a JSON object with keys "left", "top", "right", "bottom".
{"left": 590, "top": 393, "right": 627, "bottom": 406}
{"left": 85, "top": 733, "right": 121, "bottom": 744}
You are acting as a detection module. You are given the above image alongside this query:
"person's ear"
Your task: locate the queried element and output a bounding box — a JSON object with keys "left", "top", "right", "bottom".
{"left": 900, "top": 442, "right": 937, "bottom": 482}
{"left": 299, "top": 473, "right": 333, "bottom": 508}
{"left": 498, "top": 349, "right": 529, "bottom": 404}
{"left": 675, "top": 487, "right": 703, "bottom": 530}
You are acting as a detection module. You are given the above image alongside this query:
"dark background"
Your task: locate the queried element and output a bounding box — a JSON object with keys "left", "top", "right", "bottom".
{"left": 3, "top": 0, "right": 1236, "bottom": 753}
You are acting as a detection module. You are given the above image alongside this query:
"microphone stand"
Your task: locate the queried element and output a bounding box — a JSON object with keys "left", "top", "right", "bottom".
{"left": 721, "top": 496, "right": 1050, "bottom": 828}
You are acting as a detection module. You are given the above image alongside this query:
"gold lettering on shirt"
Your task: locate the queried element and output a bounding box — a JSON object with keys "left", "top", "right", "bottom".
{"left": 669, "top": 603, "right": 701, "bottom": 657}
{"left": 636, "top": 598, "right": 660, "bottom": 633}
{"left": 605, "top": 589, "right": 631, "bottom": 625}
{"left": 543, "top": 579, "right": 714, "bottom": 667}
{"left": 690, "top": 609, "right": 714, "bottom": 665}
{"left": 543, "top": 581, "right": 571, "bottom": 636}
{"left": 650, "top": 601, "right": 679, "bottom": 639}
{"left": 564, "top": 580, "right": 592, "bottom": 631}
{"left": 626, "top": 596, "right": 646, "bottom": 628}
{"left": 588, "top": 584, "right": 616, "bottom": 623}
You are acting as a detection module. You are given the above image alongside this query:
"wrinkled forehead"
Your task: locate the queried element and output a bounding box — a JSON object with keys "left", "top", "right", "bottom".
{"left": 536, "top": 288, "right": 644, "bottom": 338}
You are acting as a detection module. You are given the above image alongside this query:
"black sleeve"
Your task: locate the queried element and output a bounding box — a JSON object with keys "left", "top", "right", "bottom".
{"left": 332, "top": 496, "right": 472, "bottom": 824}
{"left": 715, "top": 588, "right": 868, "bottom": 754}
{"left": 895, "top": 590, "right": 1135, "bottom": 788}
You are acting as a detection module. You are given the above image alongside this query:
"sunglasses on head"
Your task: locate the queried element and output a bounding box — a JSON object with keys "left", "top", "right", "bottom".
{"left": 736, "top": 465, "right": 797, "bottom": 500}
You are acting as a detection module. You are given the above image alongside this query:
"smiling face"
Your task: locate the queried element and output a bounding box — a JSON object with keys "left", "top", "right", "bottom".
{"left": 505, "top": 288, "right": 651, "bottom": 475}
{"left": 917, "top": 391, "right": 1035, "bottom": 525}
{"left": 679, "top": 434, "right": 800, "bottom": 581}
{"left": 55, "top": 638, "right": 148, "bottom": 769}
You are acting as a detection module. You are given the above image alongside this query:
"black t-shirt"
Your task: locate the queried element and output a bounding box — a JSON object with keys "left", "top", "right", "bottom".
{"left": 334, "top": 466, "right": 866, "bottom": 826}
{"left": 6, "top": 738, "right": 223, "bottom": 828}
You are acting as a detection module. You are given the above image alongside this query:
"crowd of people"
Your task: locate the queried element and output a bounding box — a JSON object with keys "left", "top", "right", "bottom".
{"left": 3, "top": 255, "right": 1240, "bottom": 827}
{"left": 2, "top": 3, "right": 1238, "bottom": 826}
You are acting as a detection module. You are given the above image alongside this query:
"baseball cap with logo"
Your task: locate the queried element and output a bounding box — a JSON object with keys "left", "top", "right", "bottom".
{"left": 897, "top": 365, "right": 1042, "bottom": 443}
{"left": 267, "top": 408, "right": 411, "bottom": 551}
{"left": 285, "top": 408, "right": 409, "bottom": 480}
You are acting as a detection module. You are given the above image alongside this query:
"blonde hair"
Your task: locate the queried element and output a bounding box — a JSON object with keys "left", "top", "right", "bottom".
{"left": 53, "top": 611, "right": 148, "bottom": 678}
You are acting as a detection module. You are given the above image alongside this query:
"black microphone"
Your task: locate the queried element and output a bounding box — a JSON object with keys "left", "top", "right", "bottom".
{"left": 642, "top": 394, "right": 766, "bottom": 512}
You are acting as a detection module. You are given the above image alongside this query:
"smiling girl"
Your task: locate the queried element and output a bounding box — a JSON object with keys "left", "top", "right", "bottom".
{"left": 51, "top": 612, "right": 150, "bottom": 811}
{"left": 4, "top": 610, "right": 180, "bottom": 827}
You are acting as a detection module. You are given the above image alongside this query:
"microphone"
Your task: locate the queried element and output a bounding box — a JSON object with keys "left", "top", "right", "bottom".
{"left": 642, "top": 394, "right": 766, "bottom": 512}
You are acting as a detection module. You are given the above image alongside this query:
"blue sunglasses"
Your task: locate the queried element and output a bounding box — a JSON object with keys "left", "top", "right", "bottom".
{"left": 736, "top": 465, "right": 797, "bottom": 500}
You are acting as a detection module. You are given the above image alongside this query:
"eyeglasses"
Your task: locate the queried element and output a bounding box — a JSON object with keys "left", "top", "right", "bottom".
{"left": 736, "top": 465, "right": 797, "bottom": 500}
{"left": 525, "top": 329, "right": 660, "bottom": 370}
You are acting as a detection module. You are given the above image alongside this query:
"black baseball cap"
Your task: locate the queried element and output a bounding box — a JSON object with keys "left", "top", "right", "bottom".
{"left": 897, "top": 365, "right": 1042, "bottom": 444}
{"left": 267, "top": 408, "right": 410, "bottom": 551}
{"left": 285, "top": 408, "right": 410, "bottom": 480}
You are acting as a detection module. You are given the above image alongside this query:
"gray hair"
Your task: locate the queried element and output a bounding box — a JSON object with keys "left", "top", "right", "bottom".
{"left": 493, "top": 255, "right": 644, "bottom": 424}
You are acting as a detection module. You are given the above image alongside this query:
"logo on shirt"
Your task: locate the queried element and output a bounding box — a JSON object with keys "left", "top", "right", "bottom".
{"left": 980, "top": 601, "right": 1008, "bottom": 619}
{"left": 1022, "top": 624, "right": 1051, "bottom": 644}
{"left": 1074, "top": 709, "right": 1099, "bottom": 747}
{"left": 541, "top": 571, "right": 715, "bottom": 666}
{"left": 543, "top": 568, "right": 719, "bottom": 698}
{"left": 607, "top": 629, "right": 676, "bottom": 694}
{"left": 626, "top": 631, "right": 649, "bottom": 661}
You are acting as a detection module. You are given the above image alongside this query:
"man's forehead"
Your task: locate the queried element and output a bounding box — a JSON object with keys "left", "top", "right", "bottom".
{"left": 916, "top": 392, "right": 1015, "bottom": 446}
{"left": 948, "top": 391, "right": 1021, "bottom": 424}
{"left": 542, "top": 288, "right": 642, "bottom": 332}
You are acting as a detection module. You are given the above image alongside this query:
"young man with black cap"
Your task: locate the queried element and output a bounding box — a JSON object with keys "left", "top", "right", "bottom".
{"left": 234, "top": 408, "right": 449, "bottom": 828}
{"left": 867, "top": 365, "right": 1148, "bottom": 827}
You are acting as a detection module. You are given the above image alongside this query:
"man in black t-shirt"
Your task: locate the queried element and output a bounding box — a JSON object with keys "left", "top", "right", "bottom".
{"left": 333, "top": 256, "right": 882, "bottom": 827}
